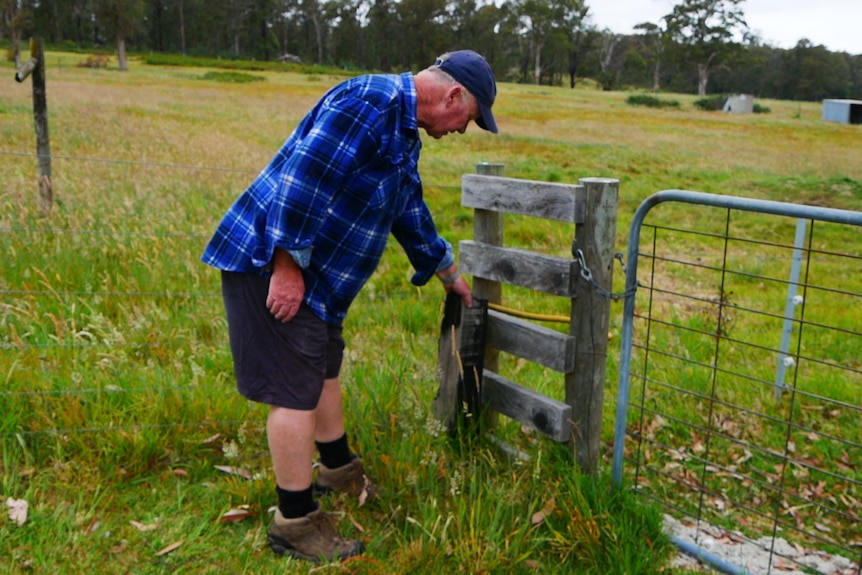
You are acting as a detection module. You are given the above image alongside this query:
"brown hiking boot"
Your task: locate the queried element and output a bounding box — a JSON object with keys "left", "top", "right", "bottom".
{"left": 268, "top": 506, "right": 364, "bottom": 563}
{"left": 315, "top": 456, "right": 378, "bottom": 504}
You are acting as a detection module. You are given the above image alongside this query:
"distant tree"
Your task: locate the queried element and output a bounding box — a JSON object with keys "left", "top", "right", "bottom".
{"left": 298, "top": 0, "right": 324, "bottom": 64}
{"left": 634, "top": 21, "right": 669, "bottom": 91}
{"left": 663, "top": 0, "right": 748, "bottom": 95}
{"left": 509, "top": 0, "right": 564, "bottom": 84}
{"left": 149, "top": 0, "right": 166, "bottom": 51}
{"left": 365, "top": 0, "right": 398, "bottom": 71}
{"left": 558, "top": 0, "right": 589, "bottom": 88}
{"left": 596, "top": 29, "right": 621, "bottom": 90}
{"left": 709, "top": 40, "right": 773, "bottom": 97}
{"left": 1, "top": 0, "right": 33, "bottom": 67}
{"left": 446, "top": 0, "right": 509, "bottom": 73}
{"left": 782, "top": 39, "right": 852, "bottom": 101}
{"left": 848, "top": 54, "right": 862, "bottom": 99}
{"left": 395, "top": 0, "right": 448, "bottom": 69}
{"left": 177, "top": 0, "right": 186, "bottom": 53}
{"left": 324, "top": 0, "right": 362, "bottom": 67}
{"left": 95, "top": 0, "right": 147, "bottom": 70}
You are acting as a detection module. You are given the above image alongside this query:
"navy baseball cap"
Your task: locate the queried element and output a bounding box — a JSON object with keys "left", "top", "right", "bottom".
{"left": 435, "top": 50, "right": 498, "bottom": 133}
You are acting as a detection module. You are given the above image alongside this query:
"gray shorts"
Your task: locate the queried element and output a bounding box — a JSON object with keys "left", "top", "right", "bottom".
{"left": 220, "top": 271, "right": 344, "bottom": 410}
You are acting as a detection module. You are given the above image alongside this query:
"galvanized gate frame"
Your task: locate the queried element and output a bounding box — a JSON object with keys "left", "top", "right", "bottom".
{"left": 611, "top": 190, "right": 862, "bottom": 574}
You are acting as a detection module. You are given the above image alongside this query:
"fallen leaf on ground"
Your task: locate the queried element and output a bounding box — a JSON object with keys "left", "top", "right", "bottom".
{"left": 200, "top": 433, "right": 221, "bottom": 444}
{"left": 219, "top": 507, "right": 254, "bottom": 523}
{"left": 155, "top": 540, "right": 183, "bottom": 557}
{"left": 814, "top": 522, "right": 831, "bottom": 533}
{"left": 214, "top": 465, "right": 253, "bottom": 479}
{"left": 130, "top": 520, "right": 159, "bottom": 532}
{"left": 348, "top": 513, "right": 366, "bottom": 533}
{"left": 531, "top": 497, "right": 557, "bottom": 525}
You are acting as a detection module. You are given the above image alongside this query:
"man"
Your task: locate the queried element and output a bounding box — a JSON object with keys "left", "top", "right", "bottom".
{"left": 201, "top": 50, "right": 498, "bottom": 562}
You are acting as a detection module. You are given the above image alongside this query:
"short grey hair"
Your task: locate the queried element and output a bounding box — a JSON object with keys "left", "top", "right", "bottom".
{"left": 425, "top": 61, "right": 477, "bottom": 107}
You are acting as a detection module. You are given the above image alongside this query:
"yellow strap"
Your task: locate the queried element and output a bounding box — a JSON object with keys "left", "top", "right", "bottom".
{"left": 486, "top": 302, "right": 615, "bottom": 340}
{"left": 487, "top": 302, "right": 569, "bottom": 324}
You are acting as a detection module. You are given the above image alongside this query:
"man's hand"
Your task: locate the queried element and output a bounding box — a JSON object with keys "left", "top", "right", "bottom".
{"left": 267, "top": 249, "right": 305, "bottom": 323}
{"left": 437, "top": 265, "right": 472, "bottom": 309}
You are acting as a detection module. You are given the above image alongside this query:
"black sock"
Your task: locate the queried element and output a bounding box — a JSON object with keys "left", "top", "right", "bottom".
{"left": 316, "top": 433, "right": 352, "bottom": 469}
{"left": 276, "top": 485, "right": 316, "bottom": 519}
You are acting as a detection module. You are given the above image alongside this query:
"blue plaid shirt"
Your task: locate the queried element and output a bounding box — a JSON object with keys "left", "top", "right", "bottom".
{"left": 202, "top": 72, "right": 454, "bottom": 324}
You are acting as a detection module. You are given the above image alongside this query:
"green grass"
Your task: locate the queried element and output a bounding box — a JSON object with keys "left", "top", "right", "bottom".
{"left": 2, "top": 49, "right": 861, "bottom": 573}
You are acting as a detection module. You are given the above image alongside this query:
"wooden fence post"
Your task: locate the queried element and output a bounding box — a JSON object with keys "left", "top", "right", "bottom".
{"left": 472, "top": 163, "right": 504, "bottom": 430}
{"left": 567, "top": 177, "right": 619, "bottom": 473}
{"left": 15, "top": 37, "right": 53, "bottom": 217}
{"left": 472, "top": 163, "right": 504, "bottom": 368}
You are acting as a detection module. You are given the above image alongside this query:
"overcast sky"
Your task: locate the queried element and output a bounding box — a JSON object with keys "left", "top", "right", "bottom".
{"left": 587, "top": 0, "right": 862, "bottom": 55}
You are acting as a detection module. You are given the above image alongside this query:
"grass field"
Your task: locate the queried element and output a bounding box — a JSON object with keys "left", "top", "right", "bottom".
{"left": 1, "top": 50, "right": 861, "bottom": 574}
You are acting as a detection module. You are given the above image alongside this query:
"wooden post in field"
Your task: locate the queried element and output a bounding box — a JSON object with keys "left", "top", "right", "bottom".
{"left": 15, "top": 37, "right": 53, "bottom": 217}
{"left": 567, "top": 178, "right": 619, "bottom": 473}
{"left": 473, "top": 163, "right": 504, "bottom": 369}
{"left": 473, "top": 162, "right": 503, "bottom": 430}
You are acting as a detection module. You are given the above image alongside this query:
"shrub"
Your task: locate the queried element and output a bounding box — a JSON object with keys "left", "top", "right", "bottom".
{"left": 78, "top": 54, "right": 111, "bottom": 69}
{"left": 626, "top": 94, "right": 681, "bottom": 109}
{"left": 200, "top": 70, "right": 265, "bottom": 83}
{"left": 753, "top": 103, "right": 771, "bottom": 114}
{"left": 693, "top": 95, "right": 728, "bottom": 111}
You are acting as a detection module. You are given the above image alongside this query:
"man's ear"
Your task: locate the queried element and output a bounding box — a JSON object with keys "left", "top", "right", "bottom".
{"left": 446, "top": 85, "right": 463, "bottom": 106}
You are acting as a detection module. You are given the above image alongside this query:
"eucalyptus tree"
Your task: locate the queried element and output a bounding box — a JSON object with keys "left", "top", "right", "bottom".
{"left": 246, "top": 0, "right": 280, "bottom": 61}
{"left": 365, "top": 0, "right": 398, "bottom": 70}
{"left": 298, "top": 0, "right": 325, "bottom": 63}
{"left": 663, "top": 0, "right": 748, "bottom": 95}
{"left": 394, "top": 0, "right": 449, "bottom": 69}
{"left": 324, "top": 0, "right": 363, "bottom": 68}
{"left": 558, "top": 0, "right": 589, "bottom": 88}
{"left": 508, "top": 0, "right": 565, "bottom": 84}
{"left": 781, "top": 39, "right": 853, "bottom": 101}
{"left": 634, "top": 20, "right": 668, "bottom": 91}
{"left": 444, "top": 0, "right": 508, "bottom": 66}
{"left": 95, "top": 0, "right": 147, "bottom": 70}
{"left": 848, "top": 54, "right": 862, "bottom": 99}
{"left": 1, "top": 0, "right": 32, "bottom": 66}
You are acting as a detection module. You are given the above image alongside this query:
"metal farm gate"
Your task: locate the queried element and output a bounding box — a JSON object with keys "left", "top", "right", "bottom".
{"left": 612, "top": 191, "right": 862, "bottom": 575}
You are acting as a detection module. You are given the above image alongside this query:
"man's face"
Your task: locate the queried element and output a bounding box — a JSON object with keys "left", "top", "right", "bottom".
{"left": 423, "top": 86, "right": 481, "bottom": 140}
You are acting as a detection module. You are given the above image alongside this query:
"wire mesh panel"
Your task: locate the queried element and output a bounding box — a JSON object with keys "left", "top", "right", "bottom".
{"left": 614, "top": 192, "right": 862, "bottom": 575}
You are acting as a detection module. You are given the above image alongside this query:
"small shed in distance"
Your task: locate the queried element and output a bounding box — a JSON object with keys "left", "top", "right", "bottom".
{"left": 822, "top": 99, "right": 862, "bottom": 124}
{"left": 723, "top": 94, "right": 754, "bottom": 114}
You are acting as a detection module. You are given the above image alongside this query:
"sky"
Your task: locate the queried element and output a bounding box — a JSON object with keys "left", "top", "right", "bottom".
{"left": 586, "top": 0, "right": 862, "bottom": 55}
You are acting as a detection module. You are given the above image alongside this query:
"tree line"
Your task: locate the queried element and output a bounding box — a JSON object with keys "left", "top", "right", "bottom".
{"left": 3, "top": 0, "right": 861, "bottom": 101}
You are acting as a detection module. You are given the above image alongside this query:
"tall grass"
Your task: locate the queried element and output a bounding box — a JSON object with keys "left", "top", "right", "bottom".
{"left": 2, "top": 50, "right": 861, "bottom": 573}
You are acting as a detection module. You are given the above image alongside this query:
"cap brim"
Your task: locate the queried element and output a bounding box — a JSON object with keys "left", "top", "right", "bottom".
{"left": 476, "top": 102, "right": 498, "bottom": 134}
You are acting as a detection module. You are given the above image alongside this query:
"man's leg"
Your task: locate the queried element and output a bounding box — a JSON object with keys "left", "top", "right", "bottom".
{"left": 314, "top": 377, "right": 346, "bottom": 443}
{"left": 267, "top": 406, "right": 315, "bottom": 491}
{"left": 313, "top": 377, "right": 377, "bottom": 499}
{"left": 266, "top": 401, "right": 363, "bottom": 562}
{"left": 221, "top": 272, "right": 361, "bottom": 561}
{"left": 265, "top": 377, "right": 351, "bottom": 488}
